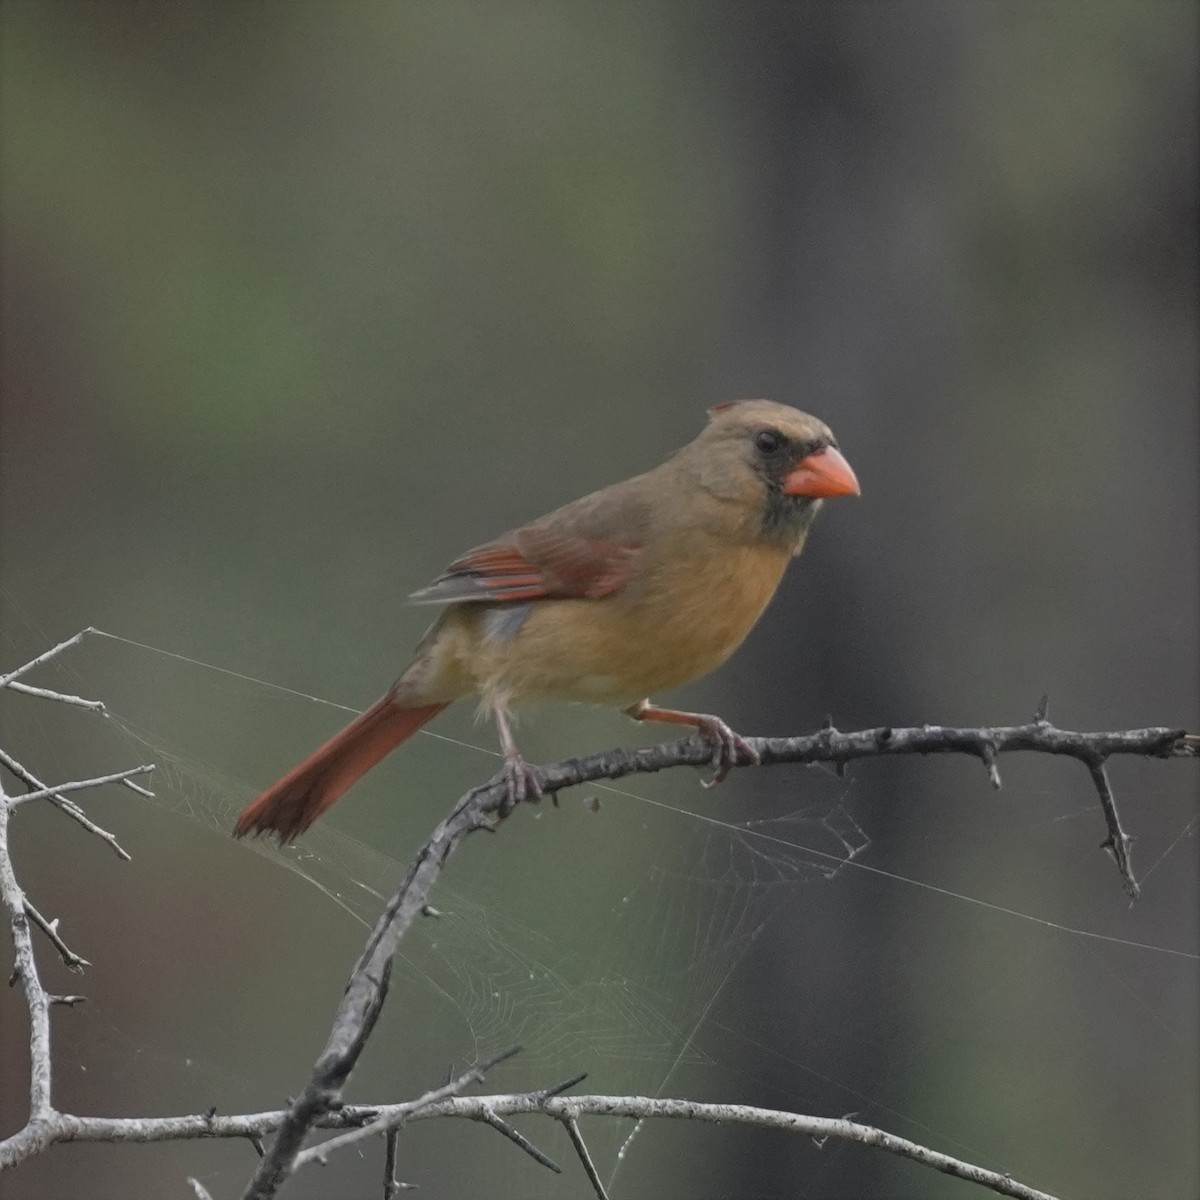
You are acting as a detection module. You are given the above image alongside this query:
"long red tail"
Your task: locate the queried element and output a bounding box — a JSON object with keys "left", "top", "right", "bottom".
{"left": 234, "top": 691, "right": 447, "bottom": 841}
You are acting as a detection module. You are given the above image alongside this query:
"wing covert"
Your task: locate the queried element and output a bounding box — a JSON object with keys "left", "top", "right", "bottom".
{"left": 409, "top": 525, "right": 639, "bottom": 606}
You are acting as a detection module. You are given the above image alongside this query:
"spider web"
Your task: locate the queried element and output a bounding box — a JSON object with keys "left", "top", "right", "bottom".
{"left": 2, "top": 620, "right": 1197, "bottom": 1199}
{"left": 113, "top": 703, "right": 866, "bottom": 1076}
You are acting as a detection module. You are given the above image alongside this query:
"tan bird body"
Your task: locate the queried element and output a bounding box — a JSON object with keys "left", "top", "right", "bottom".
{"left": 235, "top": 401, "right": 859, "bottom": 840}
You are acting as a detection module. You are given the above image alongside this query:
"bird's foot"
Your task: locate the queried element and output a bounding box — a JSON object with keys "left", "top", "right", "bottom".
{"left": 624, "top": 699, "right": 760, "bottom": 787}
{"left": 495, "top": 753, "right": 543, "bottom": 810}
{"left": 695, "top": 715, "right": 760, "bottom": 788}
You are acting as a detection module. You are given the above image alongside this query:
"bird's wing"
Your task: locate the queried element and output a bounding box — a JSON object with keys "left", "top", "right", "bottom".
{"left": 409, "top": 524, "right": 640, "bottom": 605}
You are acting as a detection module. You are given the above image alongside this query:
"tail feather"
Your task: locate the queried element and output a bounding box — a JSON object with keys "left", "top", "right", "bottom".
{"left": 234, "top": 691, "right": 447, "bottom": 841}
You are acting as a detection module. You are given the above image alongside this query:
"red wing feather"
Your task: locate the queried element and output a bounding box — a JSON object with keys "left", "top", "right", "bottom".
{"left": 409, "top": 526, "right": 638, "bottom": 606}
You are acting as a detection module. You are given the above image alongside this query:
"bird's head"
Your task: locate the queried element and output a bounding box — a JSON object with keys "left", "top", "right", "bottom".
{"left": 680, "top": 399, "right": 860, "bottom": 546}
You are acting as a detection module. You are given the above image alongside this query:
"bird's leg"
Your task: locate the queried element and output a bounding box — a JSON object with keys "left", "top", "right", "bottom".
{"left": 491, "top": 700, "right": 543, "bottom": 807}
{"left": 624, "top": 698, "right": 761, "bottom": 787}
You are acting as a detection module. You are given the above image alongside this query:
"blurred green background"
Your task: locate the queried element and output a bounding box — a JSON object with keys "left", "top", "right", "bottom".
{"left": 1, "top": 3, "right": 1197, "bottom": 1198}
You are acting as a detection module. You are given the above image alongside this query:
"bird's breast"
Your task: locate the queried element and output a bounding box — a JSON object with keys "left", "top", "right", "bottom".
{"left": 433, "top": 540, "right": 793, "bottom": 706}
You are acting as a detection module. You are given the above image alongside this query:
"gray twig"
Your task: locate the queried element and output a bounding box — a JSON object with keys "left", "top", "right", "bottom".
{"left": 0, "top": 748, "right": 132, "bottom": 860}
{"left": 561, "top": 1114, "right": 609, "bottom": 1200}
{"left": 0, "top": 1090, "right": 1064, "bottom": 1200}
{"left": 22, "top": 900, "right": 90, "bottom": 970}
{"left": 12, "top": 765, "right": 155, "bottom": 806}
{"left": 537, "top": 1071, "right": 587, "bottom": 1103}
{"left": 292, "top": 1046, "right": 520, "bottom": 1170}
{"left": 1086, "top": 758, "right": 1138, "bottom": 897}
{"left": 2, "top": 680, "right": 106, "bottom": 712}
{"left": 382, "top": 1129, "right": 403, "bottom": 1199}
{"left": 477, "top": 1107, "right": 562, "bottom": 1174}
{"left": 0, "top": 793, "right": 55, "bottom": 1152}
{"left": 0, "top": 630, "right": 88, "bottom": 690}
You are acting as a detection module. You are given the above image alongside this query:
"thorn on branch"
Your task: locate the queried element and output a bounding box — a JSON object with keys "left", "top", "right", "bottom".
{"left": 537, "top": 1072, "right": 587, "bottom": 1104}
{"left": 812, "top": 1111, "right": 860, "bottom": 1149}
{"left": 23, "top": 901, "right": 90, "bottom": 970}
{"left": 471, "top": 810, "right": 500, "bottom": 833}
{"left": 48, "top": 994, "right": 86, "bottom": 1006}
{"left": 298, "top": 1047, "right": 524, "bottom": 1172}
{"left": 479, "top": 1044, "right": 523, "bottom": 1073}
{"left": 1034, "top": 694, "right": 1050, "bottom": 723}
{"left": 187, "top": 1177, "right": 216, "bottom": 1200}
{"left": 979, "top": 743, "right": 1002, "bottom": 790}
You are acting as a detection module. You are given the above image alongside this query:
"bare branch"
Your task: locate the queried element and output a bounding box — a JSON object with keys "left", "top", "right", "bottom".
{"left": 0, "top": 630, "right": 88, "bottom": 690}
{"left": 437, "top": 1094, "right": 1062, "bottom": 1200}
{"left": 1, "top": 633, "right": 1191, "bottom": 1198}
{"left": 382, "top": 1130, "right": 403, "bottom": 1198}
{"left": 12, "top": 765, "right": 155, "bottom": 806}
{"left": 560, "top": 1114, "right": 609, "bottom": 1200}
{"left": 23, "top": 900, "right": 90, "bottom": 970}
{"left": 476, "top": 1107, "right": 562, "bottom": 1174}
{"left": 0, "top": 748, "right": 132, "bottom": 860}
{"left": 293, "top": 1046, "right": 520, "bottom": 1169}
{"left": 1086, "top": 759, "right": 1138, "bottom": 897}
{"left": 242, "top": 714, "right": 1194, "bottom": 1196}
{"left": 239, "top": 781, "right": 515, "bottom": 1198}
{"left": 0, "top": 792, "right": 56, "bottom": 1137}
{"left": 0, "top": 1090, "right": 1062, "bottom": 1200}
{"left": 2, "top": 680, "right": 106, "bottom": 712}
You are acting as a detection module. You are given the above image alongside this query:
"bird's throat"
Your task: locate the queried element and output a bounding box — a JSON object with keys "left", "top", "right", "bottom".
{"left": 762, "top": 491, "right": 821, "bottom": 550}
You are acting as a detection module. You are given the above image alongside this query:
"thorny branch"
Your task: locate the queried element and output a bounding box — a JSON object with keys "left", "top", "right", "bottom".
{"left": 291, "top": 1044, "right": 522, "bottom": 1168}
{"left": 0, "top": 746, "right": 133, "bottom": 860}
{"left": 0, "top": 1084, "right": 1063, "bottom": 1200}
{"left": 0, "top": 636, "right": 154, "bottom": 1168}
{"left": 244, "top": 708, "right": 1193, "bottom": 1196}
{"left": 1, "top": 631, "right": 1196, "bottom": 1199}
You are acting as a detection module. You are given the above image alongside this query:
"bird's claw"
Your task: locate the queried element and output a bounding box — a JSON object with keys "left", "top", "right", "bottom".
{"left": 695, "top": 716, "right": 760, "bottom": 787}
{"left": 496, "top": 754, "right": 543, "bottom": 808}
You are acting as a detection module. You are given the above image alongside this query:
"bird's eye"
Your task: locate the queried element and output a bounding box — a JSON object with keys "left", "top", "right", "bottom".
{"left": 754, "top": 430, "right": 784, "bottom": 454}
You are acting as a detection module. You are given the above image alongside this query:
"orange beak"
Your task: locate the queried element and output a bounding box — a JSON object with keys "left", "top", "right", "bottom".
{"left": 783, "top": 445, "right": 861, "bottom": 498}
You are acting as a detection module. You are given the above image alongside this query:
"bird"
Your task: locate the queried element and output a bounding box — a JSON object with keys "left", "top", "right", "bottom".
{"left": 234, "top": 400, "right": 860, "bottom": 841}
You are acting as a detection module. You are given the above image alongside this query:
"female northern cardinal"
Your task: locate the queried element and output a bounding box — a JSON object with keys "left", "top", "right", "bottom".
{"left": 235, "top": 400, "right": 859, "bottom": 840}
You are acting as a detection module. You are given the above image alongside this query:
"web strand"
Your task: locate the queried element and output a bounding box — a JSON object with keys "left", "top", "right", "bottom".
{"left": 82, "top": 627, "right": 1198, "bottom": 961}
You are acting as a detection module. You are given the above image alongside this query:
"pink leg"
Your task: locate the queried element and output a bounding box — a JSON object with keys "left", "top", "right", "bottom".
{"left": 624, "top": 698, "right": 760, "bottom": 787}
{"left": 492, "top": 701, "right": 543, "bottom": 804}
